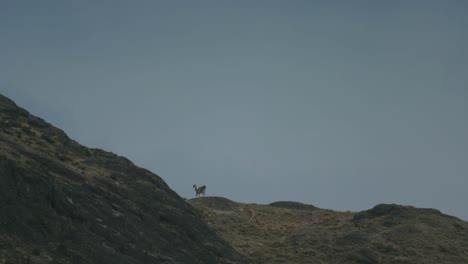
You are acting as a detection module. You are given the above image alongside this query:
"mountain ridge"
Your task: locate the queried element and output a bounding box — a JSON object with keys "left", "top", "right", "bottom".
{"left": 2, "top": 94, "right": 468, "bottom": 264}
{"left": 0, "top": 94, "right": 251, "bottom": 263}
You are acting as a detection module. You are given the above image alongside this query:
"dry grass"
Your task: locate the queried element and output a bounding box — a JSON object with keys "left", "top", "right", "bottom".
{"left": 189, "top": 197, "right": 468, "bottom": 264}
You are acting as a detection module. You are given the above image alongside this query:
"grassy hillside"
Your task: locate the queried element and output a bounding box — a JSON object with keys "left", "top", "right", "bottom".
{"left": 189, "top": 197, "right": 468, "bottom": 264}
{"left": 0, "top": 94, "right": 250, "bottom": 263}
{"left": 3, "top": 92, "right": 467, "bottom": 264}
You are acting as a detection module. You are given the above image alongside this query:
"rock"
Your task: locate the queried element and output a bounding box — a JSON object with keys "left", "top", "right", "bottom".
{"left": 0, "top": 94, "right": 251, "bottom": 264}
{"left": 353, "top": 203, "right": 455, "bottom": 224}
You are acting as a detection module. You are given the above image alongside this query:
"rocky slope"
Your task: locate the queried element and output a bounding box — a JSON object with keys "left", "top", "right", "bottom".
{"left": 0, "top": 94, "right": 251, "bottom": 264}
{"left": 189, "top": 197, "right": 468, "bottom": 264}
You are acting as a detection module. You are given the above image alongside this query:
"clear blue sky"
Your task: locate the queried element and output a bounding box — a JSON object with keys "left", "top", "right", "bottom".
{"left": 2, "top": 1, "right": 467, "bottom": 220}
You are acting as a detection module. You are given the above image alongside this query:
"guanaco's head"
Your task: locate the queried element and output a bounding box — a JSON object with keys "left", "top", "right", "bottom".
{"left": 193, "top": 184, "right": 196, "bottom": 188}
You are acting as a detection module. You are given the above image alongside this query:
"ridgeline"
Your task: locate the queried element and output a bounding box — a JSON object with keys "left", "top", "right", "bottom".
{"left": 0, "top": 94, "right": 250, "bottom": 263}
{"left": 1, "top": 94, "right": 467, "bottom": 264}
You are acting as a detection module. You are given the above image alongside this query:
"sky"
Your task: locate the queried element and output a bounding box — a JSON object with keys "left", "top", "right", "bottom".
{"left": 1, "top": 1, "right": 467, "bottom": 220}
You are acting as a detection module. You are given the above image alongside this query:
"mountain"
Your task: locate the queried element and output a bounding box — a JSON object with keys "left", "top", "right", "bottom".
{"left": 189, "top": 197, "right": 468, "bottom": 264}
{"left": 4, "top": 93, "right": 468, "bottom": 264}
{"left": 0, "top": 94, "right": 251, "bottom": 263}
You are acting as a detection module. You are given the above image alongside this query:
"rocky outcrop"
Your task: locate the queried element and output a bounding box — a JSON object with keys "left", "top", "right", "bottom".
{"left": 0, "top": 94, "right": 251, "bottom": 263}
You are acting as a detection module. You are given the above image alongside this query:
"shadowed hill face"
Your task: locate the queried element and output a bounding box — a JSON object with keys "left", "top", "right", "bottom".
{"left": 0, "top": 94, "right": 251, "bottom": 263}
{"left": 189, "top": 197, "right": 468, "bottom": 264}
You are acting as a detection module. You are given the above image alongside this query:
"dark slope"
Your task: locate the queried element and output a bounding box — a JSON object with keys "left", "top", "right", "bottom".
{"left": 190, "top": 197, "right": 468, "bottom": 264}
{"left": 0, "top": 94, "right": 251, "bottom": 263}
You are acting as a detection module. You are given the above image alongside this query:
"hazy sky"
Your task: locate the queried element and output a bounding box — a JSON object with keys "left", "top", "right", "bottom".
{"left": 2, "top": 1, "right": 467, "bottom": 220}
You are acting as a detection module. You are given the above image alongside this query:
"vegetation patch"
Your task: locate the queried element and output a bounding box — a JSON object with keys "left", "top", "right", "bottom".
{"left": 190, "top": 198, "right": 468, "bottom": 264}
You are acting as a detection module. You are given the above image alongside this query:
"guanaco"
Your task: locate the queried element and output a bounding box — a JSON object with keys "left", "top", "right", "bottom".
{"left": 193, "top": 184, "right": 206, "bottom": 197}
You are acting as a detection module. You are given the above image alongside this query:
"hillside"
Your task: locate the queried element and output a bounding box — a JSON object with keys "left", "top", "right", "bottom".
{"left": 189, "top": 197, "right": 468, "bottom": 264}
{"left": 3, "top": 93, "right": 468, "bottom": 264}
{"left": 0, "top": 94, "right": 251, "bottom": 263}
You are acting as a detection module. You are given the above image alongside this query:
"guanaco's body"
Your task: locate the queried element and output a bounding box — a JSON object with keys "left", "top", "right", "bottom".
{"left": 193, "top": 184, "right": 206, "bottom": 197}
